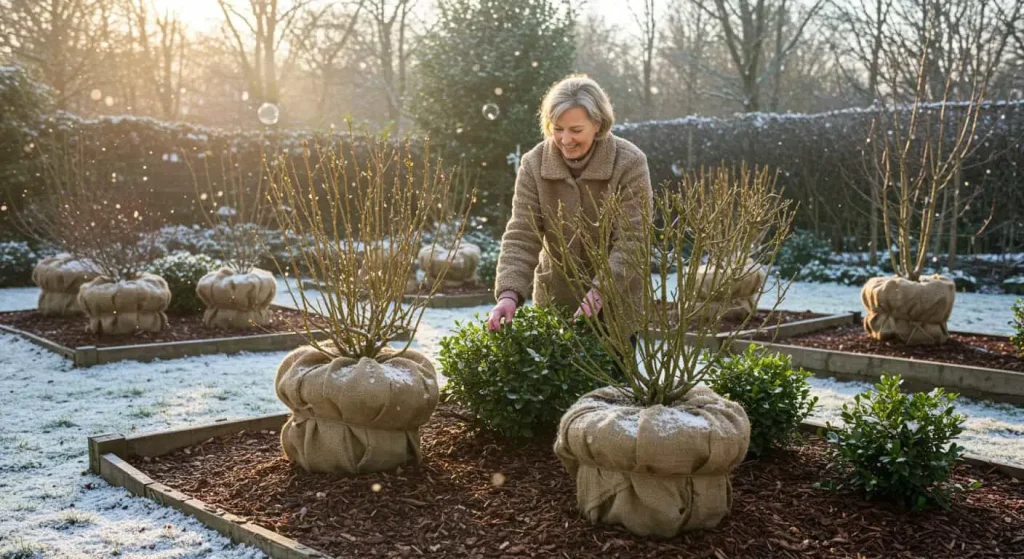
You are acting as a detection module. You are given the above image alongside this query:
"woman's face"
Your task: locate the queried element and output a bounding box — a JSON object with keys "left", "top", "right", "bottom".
{"left": 552, "top": 106, "right": 599, "bottom": 160}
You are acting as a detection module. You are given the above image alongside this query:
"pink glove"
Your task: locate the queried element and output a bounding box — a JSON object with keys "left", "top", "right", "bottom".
{"left": 488, "top": 292, "right": 519, "bottom": 331}
{"left": 574, "top": 288, "right": 602, "bottom": 318}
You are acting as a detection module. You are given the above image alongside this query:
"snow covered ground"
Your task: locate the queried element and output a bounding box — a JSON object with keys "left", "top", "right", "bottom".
{"left": 0, "top": 281, "right": 1022, "bottom": 558}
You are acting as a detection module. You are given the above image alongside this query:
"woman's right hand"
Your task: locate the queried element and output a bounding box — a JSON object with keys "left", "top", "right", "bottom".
{"left": 487, "top": 295, "right": 518, "bottom": 331}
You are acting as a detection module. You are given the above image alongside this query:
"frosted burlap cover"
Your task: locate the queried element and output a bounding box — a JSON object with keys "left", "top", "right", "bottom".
{"left": 77, "top": 273, "right": 171, "bottom": 334}
{"left": 31, "top": 254, "right": 97, "bottom": 316}
{"left": 275, "top": 344, "right": 439, "bottom": 474}
{"left": 861, "top": 275, "right": 955, "bottom": 345}
{"left": 196, "top": 267, "right": 276, "bottom": 329}
{"left": 695, "top": 260, "right": 765, "bottom": 321}
{"left": 554, "top": 385, "right": 750, "bottom": 537}
{"left": 418, "top": 243, "right": 480, "bottom": 288}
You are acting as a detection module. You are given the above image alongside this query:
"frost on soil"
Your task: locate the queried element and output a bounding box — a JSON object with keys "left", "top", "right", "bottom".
{"left": 0, "top": 278, "right": 1022, "bottom": 557}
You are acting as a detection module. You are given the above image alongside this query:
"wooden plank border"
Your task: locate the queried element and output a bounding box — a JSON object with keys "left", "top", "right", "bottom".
{"left": 732, "top": 338, "right": 1024, "bottom": 405}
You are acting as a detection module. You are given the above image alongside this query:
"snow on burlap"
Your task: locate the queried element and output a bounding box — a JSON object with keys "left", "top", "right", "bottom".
{"left": 275, "top": 343, "right": 439, "bottom": 474}
{"left": 77, "top": 273, "right": 171, "bottom": 334}
{"left": 554, "top": 385, "right": 750, "bottom": 537}
{"left": 196, "top": 267, "right": 277, "bottom": 329}
{"left": 32, "top": 254, "right": 97, "bottom": 316}
{"left": 861, "top": 275, "right": 955, "bottom": 345}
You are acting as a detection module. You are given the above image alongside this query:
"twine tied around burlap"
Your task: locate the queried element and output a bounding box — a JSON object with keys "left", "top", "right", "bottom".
{"left": 275, "top": 343, "right": 439, "bottom": 474}
{"left": 861, "top": 274, "right": 955, "bottom": 345}
{"left": 77, "top": 273, "right": 171, "bottom": 334}
{"left": 418, "top": 243, "right": 480, "bottom": 289}
{"left": 554, "top": 385, "right": 750, "bottom": 537}
{"left": 196, "top": 267, "right": 277, "bottom": 329}
{"left": 31, "top": 254, "right": 98, "bottom": 316}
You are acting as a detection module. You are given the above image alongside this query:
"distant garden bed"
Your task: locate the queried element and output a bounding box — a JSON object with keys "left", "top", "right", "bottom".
{"left": 785, "top": 325, "right": 1023, "bottom": 373}
{"left": 0, "top": 305, "right": 409, "bottom": 367}
{"left": 121, "top": 405, "right": 1024, "bottom": 558}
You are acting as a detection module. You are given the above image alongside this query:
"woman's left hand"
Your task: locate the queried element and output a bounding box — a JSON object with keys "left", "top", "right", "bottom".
{"left": 574, "top": 288, "right": 603, "bottom": 318}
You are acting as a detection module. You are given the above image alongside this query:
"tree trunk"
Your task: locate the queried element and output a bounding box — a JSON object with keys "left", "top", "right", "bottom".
{"left": 948, "top": 182, "right": 960, "bottom": 269}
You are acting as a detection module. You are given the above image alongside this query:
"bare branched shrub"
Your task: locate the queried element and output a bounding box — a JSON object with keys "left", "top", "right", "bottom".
{"left": 267, "top": 133, "right": 473, "bottom": 359}
{"left": 189, "top": 149, "right": 274, "bottom": 273}
{"left": 543, "top": 165, "right": 794, "bottom": 407}
{"left": 866, "top": 45, "right": 988, "bottom": 281}
{"left": 18, "top": 138, "right": 162, "bottom": 280}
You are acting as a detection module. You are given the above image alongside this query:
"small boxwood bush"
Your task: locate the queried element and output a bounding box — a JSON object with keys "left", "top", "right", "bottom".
{"left": 709, "top": 344, "right": 817, "bottom": 456}
{"left": 774, "top": 228, "right": 832, "bottom": 278}
{"left": 439, "top": 305, "right": 615, "bottom": 438}
{"left": 1011, "top": 298, "right": 1024, "bottom": 355}
{"left": 0, "top": 241, "right": 39, "bottom": 287}
{"left": 826, "top": 375, "right": 966, "bottom": 510}
{"left": 148, "top": 251, "right": 219, "bottom": 314}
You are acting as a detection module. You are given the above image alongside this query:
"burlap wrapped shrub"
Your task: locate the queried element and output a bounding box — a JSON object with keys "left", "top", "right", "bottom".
{"left": 694, "top": 260, "right": 766, "bottom": 322}
{"left": 77, "top": 273, "right": 171, "bottom": 334}
{"left": 195, "top": 267, "right": 277, "bottom": 329}
{"left": 275, "top": 343, "right": 439, "bottom": 474}
{"left": 861, "top": 274, "right": 955, "bottom": 345}
{"left": 31, "top": 254, "right": 97, "bottom": 316}
{"left": 418, "top": 243, "right": 480, "bottom": 289}
{"left": 554, "top": 385, "right": 750, "bottom": 537}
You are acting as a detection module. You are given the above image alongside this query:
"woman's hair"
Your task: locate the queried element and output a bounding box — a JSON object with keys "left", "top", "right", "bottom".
{"left": 539, "top": 74, "right": 615, "bottom": 139}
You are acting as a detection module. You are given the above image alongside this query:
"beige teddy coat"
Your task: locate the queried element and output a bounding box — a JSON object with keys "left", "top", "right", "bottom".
{"left": 493, "top": 134, "right": 653, "bottom": 310}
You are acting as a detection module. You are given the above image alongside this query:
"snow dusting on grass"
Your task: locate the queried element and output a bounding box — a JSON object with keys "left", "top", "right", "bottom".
{"left": 0, "top": 279, "right": 1022, "bottom": 557}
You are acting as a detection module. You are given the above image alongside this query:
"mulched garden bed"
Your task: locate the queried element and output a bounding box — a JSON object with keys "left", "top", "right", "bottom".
{"left": 132, "top": 405, "right": 1024, "bottom": 558}
{"left": 0, "top": 305, "right": 315, "bottom": 348}
{"left": 717, "top": 309, "right": 822, "bottom": 333}
{"left": 784, "top": 325, "right": 1024, "bottom": 373}
{"left": 407, "top": 285, "right": 494, "bottom": 297}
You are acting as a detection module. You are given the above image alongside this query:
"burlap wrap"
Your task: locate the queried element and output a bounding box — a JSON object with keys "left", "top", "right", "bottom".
{"left": 275, "top": 344, "right": 439, "bottom": 474}
{"left": 695, "top": 261, "right": 765, "bottom": 322}
{"left": 554, "top": 385, "right": 750, "bottom": 537}
{"left": 861, "top": 275, "right": 955, "bottom": 345}
{"left": 418, "top": 243, "right": 480, "bottom": 288}
{"left": 77, "top": 273, "right": 171, "bottom": 334}
{"left": 196, "top": 267, "right": 277, "bottom": 329}
{"left": 31, "top": 254, "right": 97, "bottom": 316}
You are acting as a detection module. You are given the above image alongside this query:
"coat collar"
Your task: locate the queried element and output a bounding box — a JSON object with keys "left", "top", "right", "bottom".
{"left": 540, "top": 135, "right": 616, "bottom": 182}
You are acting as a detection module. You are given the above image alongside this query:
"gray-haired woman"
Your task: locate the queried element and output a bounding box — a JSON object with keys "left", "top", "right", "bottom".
{"left": 487, "top": 74, "right": 654, "bottom": 331}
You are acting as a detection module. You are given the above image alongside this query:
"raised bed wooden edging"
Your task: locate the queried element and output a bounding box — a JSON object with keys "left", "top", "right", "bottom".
{"left": 1, "top": 322, "right": 409, "bottom": 368}
{"left": 649, "top": 312, "right": 859, "bottom": 349}
{"left": 734, "top": 337, "right": 1024, "bottom": 406}
{"left": 402, "top": 291, "right": 495, "bottom": 308}
{"left": 87, "top": 410, "right": 1024, "bottom": 559}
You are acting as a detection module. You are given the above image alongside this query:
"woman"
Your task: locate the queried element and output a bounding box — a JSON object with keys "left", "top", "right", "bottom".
{"left": 488, "top": 75, "right": 653, "bottom": 332}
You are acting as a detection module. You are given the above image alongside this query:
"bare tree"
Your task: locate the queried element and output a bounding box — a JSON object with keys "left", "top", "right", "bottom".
{"left": 216, "top": 0, "right": 313, "bottom": 105}
{"left": 694, "top": 0, "right": 827, "bottom": 112}
{"left": 355, "top": 0, "right": 421, "bottom": 131}
{"left": 0, "top": 0, "right": 114, "bottom": 110}
{"left": 121, "top": 0, "right": 189, "bottom": 120}
{"left": 290, "top": 1, "right": 365, "bottom": 125}
{"left": 631, "top": 0, "right": 658, "bottom": 118}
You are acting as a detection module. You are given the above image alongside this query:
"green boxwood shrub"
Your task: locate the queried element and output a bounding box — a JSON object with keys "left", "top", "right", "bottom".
{"left": 0, "top": 241, "right": 40, "bottom": 287}
{"left": 439, "top": 305, "right": 615, "bottom": 438}
{"left": 709, "top": 344, "right": 817, "bottom": 456}
{"left": 148, "top": 251, "right": 219, "bottom": 314}
{"left": 774, "top": 228, "right": 832, "bottom": 278}
{"left": 826, "top": 375, "right": 966, "bottom": 510}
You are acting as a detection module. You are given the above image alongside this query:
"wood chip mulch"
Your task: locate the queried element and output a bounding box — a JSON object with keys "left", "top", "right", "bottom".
{"left": 133, "top": 406, "right": 1024, "bottom": 558}
{"left": 0, "top": 305, "right": 315, "bottom": 348}
{"left": 718, "top": 309, "right": 822, "bottom": 333}
{"left": 783, "top": 325, "right": 1024, "bottom": 372}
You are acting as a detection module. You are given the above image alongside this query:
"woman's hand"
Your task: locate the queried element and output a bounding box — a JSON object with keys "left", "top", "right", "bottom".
{"left": 487, "top": 293, "right": 519, "bottom": 331}
{"left": 574, "top": 288, "right": 603, "bottom": 318}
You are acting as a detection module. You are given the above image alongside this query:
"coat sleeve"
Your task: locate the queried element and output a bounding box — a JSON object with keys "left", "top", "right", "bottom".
{"left": 493, "top": 159, "right": 544, "bottom": 304}
{"left": 602, "top": 149, "right": 653, "bottom": 293}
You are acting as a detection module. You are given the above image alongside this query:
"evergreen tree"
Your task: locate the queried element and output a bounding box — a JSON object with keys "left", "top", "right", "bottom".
{"left": 412, "top": 0, "right": 575, "bottom": 226}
